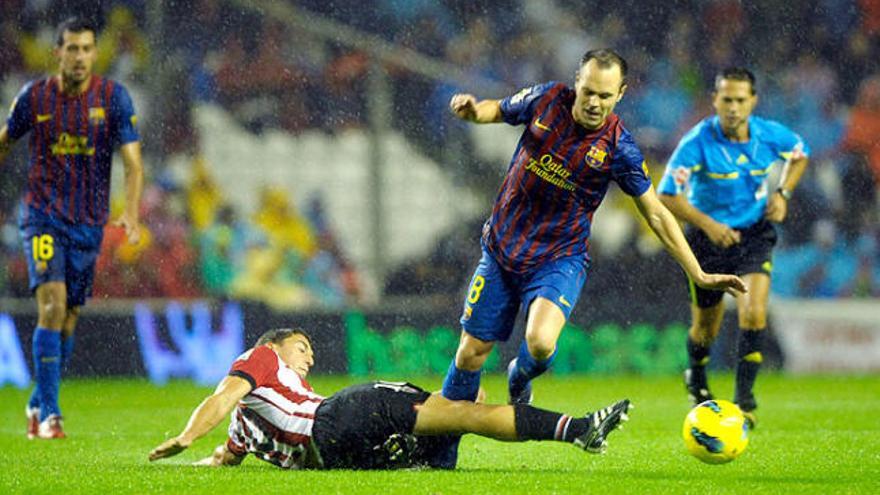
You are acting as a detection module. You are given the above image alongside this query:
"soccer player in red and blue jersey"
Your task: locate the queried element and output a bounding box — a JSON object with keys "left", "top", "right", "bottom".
{"left": 440, "top": 50, "right": 747, "bottom": 464}
{"left": 0, "top": 17, "right": 144, "bottom": 439}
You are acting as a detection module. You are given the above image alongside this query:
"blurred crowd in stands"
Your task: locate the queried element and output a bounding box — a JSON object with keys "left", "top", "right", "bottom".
{"left": 1, "top": 0, "right": 879, "bottom": 304}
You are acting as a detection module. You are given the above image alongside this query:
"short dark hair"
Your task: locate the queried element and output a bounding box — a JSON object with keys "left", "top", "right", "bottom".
{"left": 256, "top": 328, "right": 312, "bottom": 347}
{"left": 56, "top": 17, "right": 97, "bottom": 47}
{"left": 580, "top": 49, "right": 628, "bottom": 81}
{"left": 715, "top": 67, "right": 757, "bottom": 94}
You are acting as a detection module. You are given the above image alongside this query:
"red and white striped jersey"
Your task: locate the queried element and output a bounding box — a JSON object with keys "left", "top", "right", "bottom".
{"left": 225, "top": 345, "right": 324, "bottom": 469}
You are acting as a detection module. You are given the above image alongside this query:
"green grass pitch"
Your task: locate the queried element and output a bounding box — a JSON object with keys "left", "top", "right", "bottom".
{"left": 1, "top": 374, "right": 879, "bottom": 494}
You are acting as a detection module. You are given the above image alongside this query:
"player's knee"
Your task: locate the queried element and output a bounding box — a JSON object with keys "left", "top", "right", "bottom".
{"left": 689, "top": 324, "right": 715, "bottom": 345}
{"left": 525, "top": 335, "right": 555, "bottom": 360}
{"left": 739, "top": 307, "right": 767, "bottom": 329}
{"left": 692, "top": 312, "right": 723, "bottom": 342}
{"left": 455, "top": 339, "right": 493, "bottom": 371}
{"left": 455, "top": 348, "right": 489, "bottom": 371}
{"left": 64, "top": 307, "right": 81, "bottom": 329}
{"left": 39, "top": 298, "right": 68, "bottom": 326}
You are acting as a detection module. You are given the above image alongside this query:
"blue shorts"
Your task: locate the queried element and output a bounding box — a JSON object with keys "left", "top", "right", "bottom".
{"left": 19, "top": 206, "right": 105, "bottom": 307}
{"left": 459, "top": 245, "right": 589, "bottom": 342}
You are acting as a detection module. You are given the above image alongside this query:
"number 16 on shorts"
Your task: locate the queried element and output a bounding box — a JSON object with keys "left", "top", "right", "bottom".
{"left": 30, "top": 233, "right": 55, "bottom": 274}
{"left": 32, "top": 234, "right": 55, "bottom": 262}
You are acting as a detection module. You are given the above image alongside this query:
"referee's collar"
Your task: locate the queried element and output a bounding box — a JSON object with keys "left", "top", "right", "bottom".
{"left": 710, "top": 115, "right": 760, "bottom": 144}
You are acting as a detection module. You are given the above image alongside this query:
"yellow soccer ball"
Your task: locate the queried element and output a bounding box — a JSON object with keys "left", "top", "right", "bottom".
{"left": 682, "top": 400, "right": 749, "bottom": 464}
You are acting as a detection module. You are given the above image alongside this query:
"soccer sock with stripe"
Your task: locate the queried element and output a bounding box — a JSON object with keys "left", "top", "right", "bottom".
{"left": 734, "top": 328, "right": 764, "bottom": 410}
{"left": 509, "top": 341, "right": 556, "bottom": 397}
{"left": 686, "top": 336, "right": 711, "bottom": 385}
{"left": 513, "top": 404, "right": 588, "bottom": 443}
{"left": 33, "top": 328, "right": 62, "bottom": 421}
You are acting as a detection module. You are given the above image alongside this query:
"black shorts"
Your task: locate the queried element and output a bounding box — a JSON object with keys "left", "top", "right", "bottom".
{"left": 686, "top": 219, "right": 778, "bottom": 308}
{"left": 311, "top": 381, "right": 454, "bottom": 469}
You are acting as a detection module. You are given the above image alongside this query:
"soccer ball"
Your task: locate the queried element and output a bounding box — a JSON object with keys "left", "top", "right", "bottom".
{"left": 682, "top": 400, "right": 749, "bottom": 464}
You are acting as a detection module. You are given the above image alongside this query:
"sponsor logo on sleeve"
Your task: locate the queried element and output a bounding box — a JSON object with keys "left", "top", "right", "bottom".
{"left": 673, "top": 166, "right": 691, "bottom": 186}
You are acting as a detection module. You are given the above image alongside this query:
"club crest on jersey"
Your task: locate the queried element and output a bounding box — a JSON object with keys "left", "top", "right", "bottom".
{"left": 89, "top": 107, "right": 106, "bottom": 121}
{"left": 585, "top": 146, "right": 607, "bottom": 170}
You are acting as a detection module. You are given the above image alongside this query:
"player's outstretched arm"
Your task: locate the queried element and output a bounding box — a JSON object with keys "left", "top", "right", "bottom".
{"left": 635, "top": 186, "right": 747, "bottom": 297}
{"left": 449, "top": 94, "right": 503, "bottom": 123}
{"left": 114, "top": 141, "right": 144, "bottom": 245}
{"left": 193, "top": 444, "right": 245, "bottom": 467}
{"left": 148, "top": 375, "right": 251, "bottom": 462}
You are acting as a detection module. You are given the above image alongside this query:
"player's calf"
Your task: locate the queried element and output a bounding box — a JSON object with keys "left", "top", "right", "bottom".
{"left": 734, "top": 329, "right": 763, "bottom": 430}
{"left": 507, "top": 340, "right": 558, "bottom": 405}
{"left": 513, "top": 399, "right": 632, "bottom": 454}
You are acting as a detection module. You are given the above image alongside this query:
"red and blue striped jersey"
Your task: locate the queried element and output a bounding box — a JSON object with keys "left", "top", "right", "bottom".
{"left": 484, "top": 81, "right": 651, "bottom": 273}
{"left": 6, "top": 76, "right": 139, "bottom": 226}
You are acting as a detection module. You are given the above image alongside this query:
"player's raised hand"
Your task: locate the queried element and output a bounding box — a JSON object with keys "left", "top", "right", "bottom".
{"left": 764, "top": 192, "right": 788, "bottom": 223}
{"left": 449, "top": 93, "right": 478, "bottom": 121}
{"left": 703, "top": 221, "right": 741, "bottom": 248}
{"left": 148, "top": 436, "right": 191, "bottom": 462}
{"left": 695, "top": 273, "right": 748, "bottom": 297}
{"left": 113, "top": 211, "right": 141, "bottom": 245}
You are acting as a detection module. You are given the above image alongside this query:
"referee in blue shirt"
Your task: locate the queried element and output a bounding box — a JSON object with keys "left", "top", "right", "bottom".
{"left": 658, "top": 67, "right": 809, "bottom": 429}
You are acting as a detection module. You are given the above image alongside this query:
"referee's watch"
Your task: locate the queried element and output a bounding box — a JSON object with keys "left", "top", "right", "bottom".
{"left": 776, "top": 187, "right": 793, "bottom": 201}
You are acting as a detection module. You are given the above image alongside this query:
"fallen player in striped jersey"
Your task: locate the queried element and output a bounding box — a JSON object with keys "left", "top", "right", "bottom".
{"left": 148, "top": 328, "right": 632, "bottom": 469}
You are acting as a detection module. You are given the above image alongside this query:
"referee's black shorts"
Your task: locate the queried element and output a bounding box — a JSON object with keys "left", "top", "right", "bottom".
{"left": 686, "top": 219, "right": 778, "bottom": 308}
{"left": 312, "top": 381, "right": 451, "bottom": 469}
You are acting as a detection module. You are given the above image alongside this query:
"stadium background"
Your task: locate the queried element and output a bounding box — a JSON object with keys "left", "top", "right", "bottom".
{"left": 0, "top": 0, "right": 878, "bottom": 384}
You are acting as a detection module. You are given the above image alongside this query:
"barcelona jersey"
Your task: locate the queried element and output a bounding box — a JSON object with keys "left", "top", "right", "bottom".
{"left": 658, "top": 115, "right": 810, "bottom": 228}
{"left": 6, "top": 76, "right": 139, "bottom": 227}
{"left": 484, "top": 82, "right": 651, "bottom": 274}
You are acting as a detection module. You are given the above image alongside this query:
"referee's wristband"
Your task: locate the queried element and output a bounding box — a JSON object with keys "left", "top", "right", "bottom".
{"left": 776, "top": 187, "right": 792, "bottom": 201}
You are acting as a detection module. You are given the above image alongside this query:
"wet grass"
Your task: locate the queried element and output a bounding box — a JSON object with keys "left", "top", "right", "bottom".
{"left": 1, "top": 373, "right": 878, "bottom": 494}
